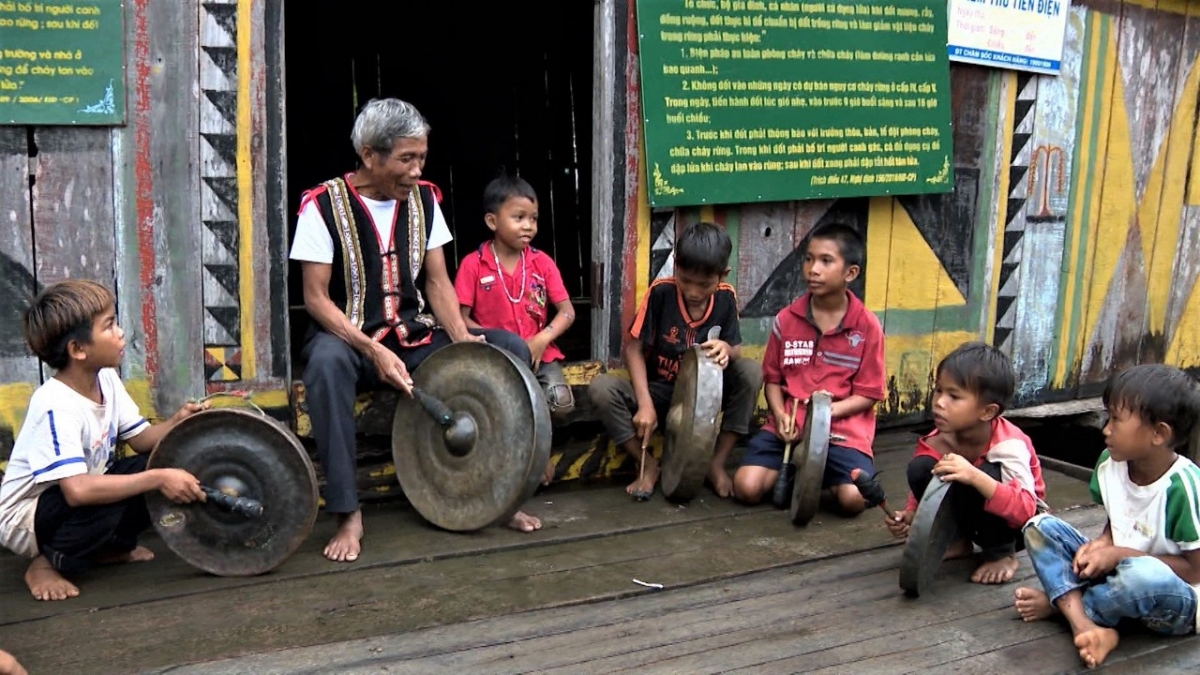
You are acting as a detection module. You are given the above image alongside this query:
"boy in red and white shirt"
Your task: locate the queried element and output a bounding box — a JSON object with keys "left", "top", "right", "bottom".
{"left": 456, "top": 174, "right": 576, "bottom": 433}
{"left": 885, "top": 341, "right": 1047, "bottom": 585}
{"left": 732, "top": 223, "right": 886, "bottom": 515}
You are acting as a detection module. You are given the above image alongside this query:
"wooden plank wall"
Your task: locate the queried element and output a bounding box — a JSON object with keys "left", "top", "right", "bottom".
{"left": 616, "top": 0, "right": 1200, "bottom": 419}
{"left": 0, "top": 0, "right": 291, "bottom": 468}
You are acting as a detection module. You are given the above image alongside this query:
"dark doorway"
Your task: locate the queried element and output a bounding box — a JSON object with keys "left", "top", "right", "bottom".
{"left": 284, "top": 3, "right": 595, "bottom": 366}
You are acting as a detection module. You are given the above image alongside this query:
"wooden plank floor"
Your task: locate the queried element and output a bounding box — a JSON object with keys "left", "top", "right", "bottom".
{"left": 147, "top": 507, "right": 1198, "bottom": 675}
{"left": 0, "top": 432, "right": 1114, "bottom": 674}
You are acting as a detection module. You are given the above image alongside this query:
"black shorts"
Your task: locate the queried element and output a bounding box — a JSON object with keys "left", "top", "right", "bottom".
{"left": 739, "top": 429, "right": 875, "bottom": 488}
{"left": 34, "top": 454, "right": 152, "bottom": 575}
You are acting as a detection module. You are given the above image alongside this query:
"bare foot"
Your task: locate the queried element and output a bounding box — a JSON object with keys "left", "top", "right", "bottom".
{"left": 627, "top": 455, "right": 660, "bottom": 500}
{"left": 1075, "top": 626, "right": 1120, "bottom": 669}
{"left": 542, "top": 458, "right": 555, "bottom": 486}
{"left": 708, "top": 462, "right": 733, "bottom": 498}
{"left": 944, "top": 538, "right": 974, "bottom": 560}
{"left": 1014, "top": 587, "right": 1058, "bottom": 622}
{"left": 507, "top": 510, "right": 542, "bottom": 532}
{"left": 24, "top": 556, "right": 79, "bottom": 602}
{"left": 971, "top": 555, "right": 1019, "bottom": 584}
{"left": 324, "top": 510, "right": 363, "bottom": 562}
{"left": 94, "top": 545, "right": 155, "bottom": 564}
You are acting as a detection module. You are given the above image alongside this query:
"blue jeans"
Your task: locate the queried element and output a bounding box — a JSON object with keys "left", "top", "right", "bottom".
{"left": 1023, "top": 514, "right": 1197, "bottom": 635}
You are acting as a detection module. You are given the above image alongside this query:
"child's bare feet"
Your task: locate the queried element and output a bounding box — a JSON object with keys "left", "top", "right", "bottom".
{"left": 944, "top": 538, "right": 974, "bottom": 560}
{"left": 24, "top": 556, "right": 79, "bottom": 602}
{"left": 627, "top": 455, "right": 659, "bottom": 500}
{"left": 1075, "top": 626, "right": 1120, "bottom": 669}
{"left": 1014, "top": 587, "right": 1058, "bottom": 622}
{"left": 707, "top": 461, "right": 733, "bottom": 498}
{"left": 324, "top": 510, "right": 363, "bottom": 562}
{"left": 94, "top": 545, "right": 155, "bottom": 564}
{"left": 507, "top": 510, "right": 542, "bottom": 532}
{"left": 971, "top": 555, "right": 1018, "bottom": 584}
{"left": 542, "top": 459, "right": 555, "bottom": 486}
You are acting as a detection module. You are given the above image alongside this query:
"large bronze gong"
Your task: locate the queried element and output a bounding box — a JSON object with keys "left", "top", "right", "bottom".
{"left": 392, "top": 341, "right": 551, "bottom": 531}
{"left": 789, "top": 391, "right": 832, "bottom": 527}
{"left": 146, "top": 407, "right": 319, "bottom": 577}
{"left": 661, "top": 346, "right": 723, "bottom": 502}
{"left": 899, "top": 476, "right": 959, "bottom": 597}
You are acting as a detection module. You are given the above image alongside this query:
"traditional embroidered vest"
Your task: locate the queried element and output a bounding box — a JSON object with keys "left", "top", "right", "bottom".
{"left": 305, "top": 175, "right": 440, "bottom": 347}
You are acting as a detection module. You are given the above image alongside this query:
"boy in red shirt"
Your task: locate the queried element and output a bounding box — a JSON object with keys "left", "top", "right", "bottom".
{"left": 884, "top": 341, "right": 1047, "bottom": 585}
{"left": 732, "top": 223, "right": 885, "bottom": 515}
{"left": 456, "top": 174, "right": 577, "bottom": 431}
{"left": 588, "top": 222, "right": 761, "bottom": 500}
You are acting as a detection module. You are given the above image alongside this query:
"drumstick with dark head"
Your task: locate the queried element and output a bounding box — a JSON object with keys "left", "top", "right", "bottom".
{"left": 850, "top": 468, "right": 893, "bottom": 519}
{"left": 770, "top": 399, "right": 801, "bottom": 509}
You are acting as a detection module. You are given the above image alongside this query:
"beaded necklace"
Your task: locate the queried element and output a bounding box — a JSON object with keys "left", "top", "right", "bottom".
{"left": 491, "top": 243, "right": 527, "bottom": 304}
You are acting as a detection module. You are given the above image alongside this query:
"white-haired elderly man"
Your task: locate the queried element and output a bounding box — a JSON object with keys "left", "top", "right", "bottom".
{"left": 290, "top": 98, "right": 542, "bottom": 563}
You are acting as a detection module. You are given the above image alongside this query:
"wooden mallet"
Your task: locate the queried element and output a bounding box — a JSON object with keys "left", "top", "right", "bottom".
{"left": 770, "top": 399, "right": 801, "bottom": 509}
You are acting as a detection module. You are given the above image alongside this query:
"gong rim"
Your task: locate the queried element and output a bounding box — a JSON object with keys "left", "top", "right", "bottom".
{"left": 661, "top": 347, "right": 723, "bottom": 502}
{"left": 146, "top": 407, "right": 319, "bottom": 577}
{"left": 392, "top": 341, "right": 551, "bottom": 531}
{"left": 789, "top": 392, "right": 832, "bottom": 527}
{"left": 899, "top": 477, "right": 958, "bottom": 597}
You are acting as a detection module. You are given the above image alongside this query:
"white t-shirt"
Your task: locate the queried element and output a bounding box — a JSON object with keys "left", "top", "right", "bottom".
{"left": 290, "top": 192, "right": 453, "bottom": 264}
{"left": 0, "top": 370, "right": 149, "bottom": 557}
{"left": 1091, "top": 450, "right": 1200, "bottom": 631}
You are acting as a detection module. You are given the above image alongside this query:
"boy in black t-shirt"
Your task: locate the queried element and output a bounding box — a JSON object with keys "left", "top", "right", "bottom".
{"left": 588, "top": 222, "right": 762, "bottom": 500}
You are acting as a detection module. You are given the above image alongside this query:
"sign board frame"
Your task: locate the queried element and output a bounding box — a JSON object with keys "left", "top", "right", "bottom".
{"left": 0, "top": 0, "right": 126, "bottom": 126}
{"left": 636, "top": 0, "right": 954, "bottom": 208}
{"left": 947, "top": 0, "right": 1071, "bottom": 75}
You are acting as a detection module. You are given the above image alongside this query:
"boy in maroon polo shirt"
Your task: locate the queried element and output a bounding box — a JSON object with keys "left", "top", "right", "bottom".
{"left": 588, "top": 222, "right": 762, "bottom": 500}
{"left": 456, "top": 175, "right": 577, "bottom": 429}
{"left": 732, "top": 223, "right": 886, "bottom": 515}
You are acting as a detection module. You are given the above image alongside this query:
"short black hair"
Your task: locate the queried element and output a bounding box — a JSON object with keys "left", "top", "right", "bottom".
{"left": 483, "top": 173, "right": 538, "bottom": 215}
{"left": 674, "top": 221, "right": 731, "bottom": 277}
{"left": 935, "top": 341, "right": 1015, "bottom": 414}
{"left": 806, "top": 222, "right": 865, "bottom": 269}
{"left": 23, "top": 279, "right": 115, "bottom": 371}
{"left": 1103, "top": 364, "right": 1200, "bottom": 451}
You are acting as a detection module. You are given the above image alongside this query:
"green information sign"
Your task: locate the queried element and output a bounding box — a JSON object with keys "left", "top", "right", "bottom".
{"left": 0, "top": 0, "right": 124, "bottom": 125}
{"left": 636, "top": 0, "right": 953, "bottom": 207}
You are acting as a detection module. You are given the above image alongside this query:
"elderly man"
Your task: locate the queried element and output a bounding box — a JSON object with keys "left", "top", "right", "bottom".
{"left": 290, "top": 98, "right": 542, "bottom": 562}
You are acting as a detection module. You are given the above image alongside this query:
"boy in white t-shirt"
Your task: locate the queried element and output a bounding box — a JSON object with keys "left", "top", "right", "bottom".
{"left": 1014, "top": 364, "right": 1200, "bottom": 669}
{"left": 0, "top": 280, "right": 209, "bottom": 602}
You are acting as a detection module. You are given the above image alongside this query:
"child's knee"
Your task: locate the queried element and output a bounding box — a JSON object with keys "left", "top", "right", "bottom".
{"left": 727, "top": 358, "right": 762, "bottom": 391}
{"left": 835, "top": 484, "right": 866, "bottom": 514}
{"left": 586, "top": 374, "right": 621, "bottom": 407}
{"left": 733, "top": 467, "right": 769, "bottom": 503}
{"left": 906, "top": 455, "right": 937, "bottom": 493}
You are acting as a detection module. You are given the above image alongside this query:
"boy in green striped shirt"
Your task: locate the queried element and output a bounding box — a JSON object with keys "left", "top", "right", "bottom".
{"left": 1014, "top": 364, "right": 1200, "bottom": 669}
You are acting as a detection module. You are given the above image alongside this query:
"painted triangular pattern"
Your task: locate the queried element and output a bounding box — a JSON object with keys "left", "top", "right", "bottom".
{"left": 203, "top": 177, "right": 239, "bottom": 214}
{"left": 1002, "top": 231, "right": 1024, "bottom": 263}
{"left": 204, "top": 220, "right": 238, "bottom": 258}
{"left": 202, "top": 46, "right": 237, "bottom": 80}
{"left": 997, "top": 262, "right": 1021, "bottom": 298}
{"left": 994, "top": 327, "right": 1013, "bottom": 349}
{"left": 202, "top": 3, "right": 237, "bottom": 43}
{"left": 202, "top": 133, "right": 237, "bottom": 169}
{"left": 204, "top": 263, "right": 239, "bottom": 300}
{"left": 996, "top": 299, "right": 1017, "bottom": 330}
{"left": 202, "top": 90, "right": 237, "bottom": 129}
{"left": 206, "top": 306, "right": 240, "bottom": 344}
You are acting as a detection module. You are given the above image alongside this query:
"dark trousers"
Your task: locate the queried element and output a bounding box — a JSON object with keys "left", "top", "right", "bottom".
{"left": 301, "top": 328, "right": 530, "bottom": 514}
{"left": 33, "top": 454, "right": 151, "bottom": 576}
{"left": 907, "top": 455, "right": 1023, "bottom": 560}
